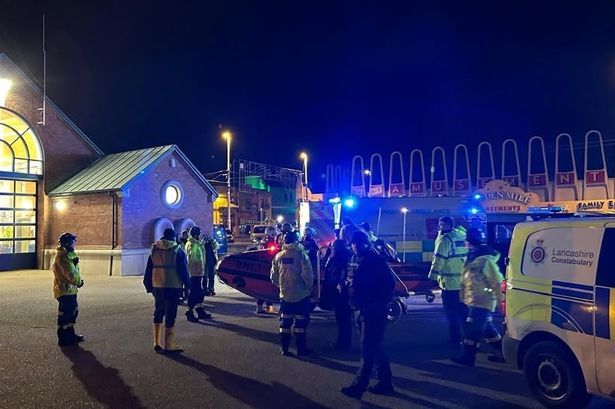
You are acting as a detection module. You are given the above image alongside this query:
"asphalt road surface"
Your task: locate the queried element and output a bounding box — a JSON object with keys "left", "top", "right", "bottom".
{"left": 1, "top": 269, "right": 613, "bottom": 409}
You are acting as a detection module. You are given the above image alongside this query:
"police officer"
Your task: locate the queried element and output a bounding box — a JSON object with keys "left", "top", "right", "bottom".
{"left": 339, "top": 217, "right": 361, "bottom": 244}
{"left": 185, "top": 226, "right": 212, "bottom": 322}
{"left": 300, "top": 227, "right": 319, "bottom": 273}
{"left": 428, "top": 216, "right": 468, "bottom": 345}
{"left": 270, "top": 231, "right": 314, "bottom": 356}
{"left": 203, "top": 233, "right": 219, "bottom": 296}
{"left": 275, "top": 222, "right": 293, "bottom": 248}
{"left": 143, "top": 228, "right": 191, "bottom": 353}
{"left": 341, "top": 231, "right": 396, "bottom": 399}
{"left": 453, "top": 227, "right": 505, "bottom": 366}
{"left": 324, "top": 239, "right": 353, "bottom": 350}
{"left": 52, "top": 232, "right": 85, "bottom": 346}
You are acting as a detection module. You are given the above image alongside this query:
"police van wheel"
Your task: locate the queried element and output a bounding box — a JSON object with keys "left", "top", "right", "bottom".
{"left": 425, "top": 292, "right": 436, "bottom": 303}
{"left": 523, "top": 341, "right": 592, "bottom": 409}
{"left": 386, "top": 299, "right": 404, "bottom": 324}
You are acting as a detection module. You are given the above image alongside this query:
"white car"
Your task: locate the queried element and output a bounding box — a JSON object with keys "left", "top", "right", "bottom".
{"left": 250, "top": 225, "right": 271, "bottom": 242}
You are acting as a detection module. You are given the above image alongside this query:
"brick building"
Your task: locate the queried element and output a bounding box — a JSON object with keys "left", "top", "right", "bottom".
{"left": 0, "top": 54, "right": 216, "bottom": 275}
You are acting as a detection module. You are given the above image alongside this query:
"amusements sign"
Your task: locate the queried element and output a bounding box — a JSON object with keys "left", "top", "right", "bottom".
{"left": 475, "top": 180, "right": 540, "bottom": 213}
{"left": 389, "top": 183, "right": 406, "bottom": 197}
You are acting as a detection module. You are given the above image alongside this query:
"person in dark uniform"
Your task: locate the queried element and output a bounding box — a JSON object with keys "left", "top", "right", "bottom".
{"left": 144, "top": 228, "right": 191, "bottom": 353}
{"left": 340, "top": 231, "right": 396, "bottom": 399}
{"left": 324, "top": 239, "right": 353, "bottom": 350}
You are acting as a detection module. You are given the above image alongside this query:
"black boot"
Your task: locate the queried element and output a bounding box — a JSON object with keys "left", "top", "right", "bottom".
{"left": 68, "top": 327, "right": 85, "bottom": 343}
{"left": 296, "top": 332, "right": 314, "bottom": 356}
{"left": 340, "top": 381, "right": 367, "bottom": 399}
{"left": 185, "top": 309, "right": 199, "bottom": 323}
{"left": 195, "top": 306, "right": 212, "bottom": 320}
{"left": 280, "top": 333, "right": 292, "bottom": 356}
{"left": 368, "top": 381, "right": 395, "bottom": 395}
{"left": 452, "top": 342, "right": 477, "bottom": 366}
{"left": 57, "top": 328, "right": 75, "bottom": 347}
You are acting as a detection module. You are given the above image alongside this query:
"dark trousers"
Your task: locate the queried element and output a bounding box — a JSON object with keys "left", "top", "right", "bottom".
{"left": 153, "top": 288, "right": 181, "bottom": 327}
{"left": 279, "top": 297, "right": 311, "bottom": 333}
{"left": 187, "top": 277, "right": 204, "bottom": 309}
{"left": 356, "top": 308, "right": 391, "bottom": 387}
{"left": 463, "top": 306, "right": 501, "bottom": 346}
{"left": 442, "top": 289, "right": 468, "bottom": 343}
{"left": 334, "top": 295, "right": 352, "bottom": 347}
{"left": 57, "top": 294, "right": 78, "bottom": 337}
{"left": 204, "top": 264, "right": 216, "bottom": 292}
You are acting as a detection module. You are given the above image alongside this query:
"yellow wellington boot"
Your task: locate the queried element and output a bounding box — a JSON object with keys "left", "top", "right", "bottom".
{"left": 153, "top": 323, "right": 163, "bottom": 352}
{"left": 164, "top": 327, "right": 183, "bottom": 353}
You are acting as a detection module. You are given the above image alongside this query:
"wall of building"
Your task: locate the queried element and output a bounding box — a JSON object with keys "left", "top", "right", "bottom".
{"left": 2, "top": 57, "right": 102, "bottom": 270}
{"left": 122, "top": 151, "right": 213, "bottom": 249}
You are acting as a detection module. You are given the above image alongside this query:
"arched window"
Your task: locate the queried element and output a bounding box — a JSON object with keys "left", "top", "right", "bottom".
{"left": 0, "top": 108, "right": 44, "bottom": 175}
{"left": 0, "top": 108, "right": 42, "bottom": 269}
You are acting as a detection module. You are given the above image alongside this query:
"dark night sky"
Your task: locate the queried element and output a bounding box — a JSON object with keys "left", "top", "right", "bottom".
{"left": 2, "top": 1, "right": 615, "bottom": 190}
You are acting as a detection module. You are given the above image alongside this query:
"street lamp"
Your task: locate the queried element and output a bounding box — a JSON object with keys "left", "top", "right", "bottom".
{"left": 276, "top": 215, "right": 284, "bottom": 224}
{"left": 222, "top": 130, "right": 232, "bottom": 231}
{"left": 300, "top": 152, "right": 308, "bottom": 200}
{"left": 401, "top": 207, "right": 408, "bottom": 262}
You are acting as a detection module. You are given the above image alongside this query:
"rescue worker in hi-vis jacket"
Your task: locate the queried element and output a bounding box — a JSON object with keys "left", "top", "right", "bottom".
{"left": 144, "top": 228, "right": 191, "bottom": 353}
{"left": 184, "top": 226, "right": 212, "bottom": 322}
{"left": 270, "top": 231, "right": 314, "bottom": 356}
{"left": 453, "top": 227, "right": 505, "bottom": 366}
{"left": 428, "top": 216, "right": 468, "bottom": 345}
{"left": 52, "top": 232, "right": 85, "bottom": 347}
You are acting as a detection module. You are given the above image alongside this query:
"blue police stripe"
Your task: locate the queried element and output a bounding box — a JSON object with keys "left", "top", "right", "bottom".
{"left": 595, "top": 286, "right": 610, "bottom": 340}
{"left": 553, "top": 280, "right": 593, "bottom": 291}
{"left": 551, "top": 298, "right": 593, "bottom": 335}
{"left": 552, "top": 287, "right": 594, "bottom": 302}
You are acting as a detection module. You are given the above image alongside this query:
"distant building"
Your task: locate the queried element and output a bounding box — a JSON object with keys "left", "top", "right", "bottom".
{"left": 0, "top": 54, "right": 216, "bottom": 274}
{"left": 212, "top": 177, "right": 272, "bottom": 233}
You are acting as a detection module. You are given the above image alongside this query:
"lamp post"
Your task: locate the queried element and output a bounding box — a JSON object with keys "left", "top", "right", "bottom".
{"left": 300, "top": 152, "right": 308, "bottom": 200}
{"left": 222, "top": 130, "right": 232, "bottom": 231}
{"left": 401, "top": 207, "right": 408, "bottom": 262}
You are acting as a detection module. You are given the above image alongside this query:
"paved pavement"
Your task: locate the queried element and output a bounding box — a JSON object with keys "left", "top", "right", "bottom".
{"left": 0, "top": 269, "right": 613, "bottom": 409}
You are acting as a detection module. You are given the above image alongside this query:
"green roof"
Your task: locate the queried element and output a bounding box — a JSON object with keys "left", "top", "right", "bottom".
{"left": 49, "top": 145, "right": 217, "bottom": 197}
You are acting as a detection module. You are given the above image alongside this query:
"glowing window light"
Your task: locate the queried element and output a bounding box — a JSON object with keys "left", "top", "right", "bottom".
{"left": 0, "top": 79, "right": 12, "bottom": 106}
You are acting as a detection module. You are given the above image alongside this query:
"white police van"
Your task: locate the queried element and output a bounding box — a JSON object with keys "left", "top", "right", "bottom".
{"left": 503, "top": 217, "right": 615, "bottom": 408}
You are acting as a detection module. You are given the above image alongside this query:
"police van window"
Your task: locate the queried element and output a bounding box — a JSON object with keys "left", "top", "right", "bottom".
{"left": 494, "top": 224, "right": 514, "bottom": 244}
{"left": 596, "top": 228, "right": 615, "bottom": 288}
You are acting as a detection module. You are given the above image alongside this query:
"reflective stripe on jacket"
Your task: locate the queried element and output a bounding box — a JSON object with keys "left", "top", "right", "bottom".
{"left": 270, "top": 243, "right": 314, "bottom": 302}
{"left": 151, "top": 240, "right": 183, "bottom": 288}
{"left": 185, "top": 237, "right": 205, "bottom": 277}
{"left": 428, "top": 226, "right": 468, "bottom": 290}
{"left": 52, "top": 246, "right": 81, "bottom": 299}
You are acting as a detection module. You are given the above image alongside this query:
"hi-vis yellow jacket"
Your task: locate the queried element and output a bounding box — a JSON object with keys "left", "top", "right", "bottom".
{"left": 460, "top": 246, "right": 504, "bottom": 312}
{"left": 428, "top": 226, "right": 468, "bottom": 291}
{"left": 270, "top": 243, "right": 314, "bottom": 302}
{"left": 185, "top": 237, "right": 205, "bottom": 277}
{"left": 52, "top": 246, "right": 81, "bottom": 299}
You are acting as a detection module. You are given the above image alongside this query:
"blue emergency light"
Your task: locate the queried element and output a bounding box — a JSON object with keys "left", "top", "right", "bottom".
{"left": 343, "top": 197, "right": 357, "bottom": 208}
{"left": 473, "top": 194, "right": 481, "bottom": 200}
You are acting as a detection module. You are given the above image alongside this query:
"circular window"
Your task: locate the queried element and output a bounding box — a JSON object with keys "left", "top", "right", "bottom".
{"left": 161, "top": 180, "right": 184, "bottom": 209}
